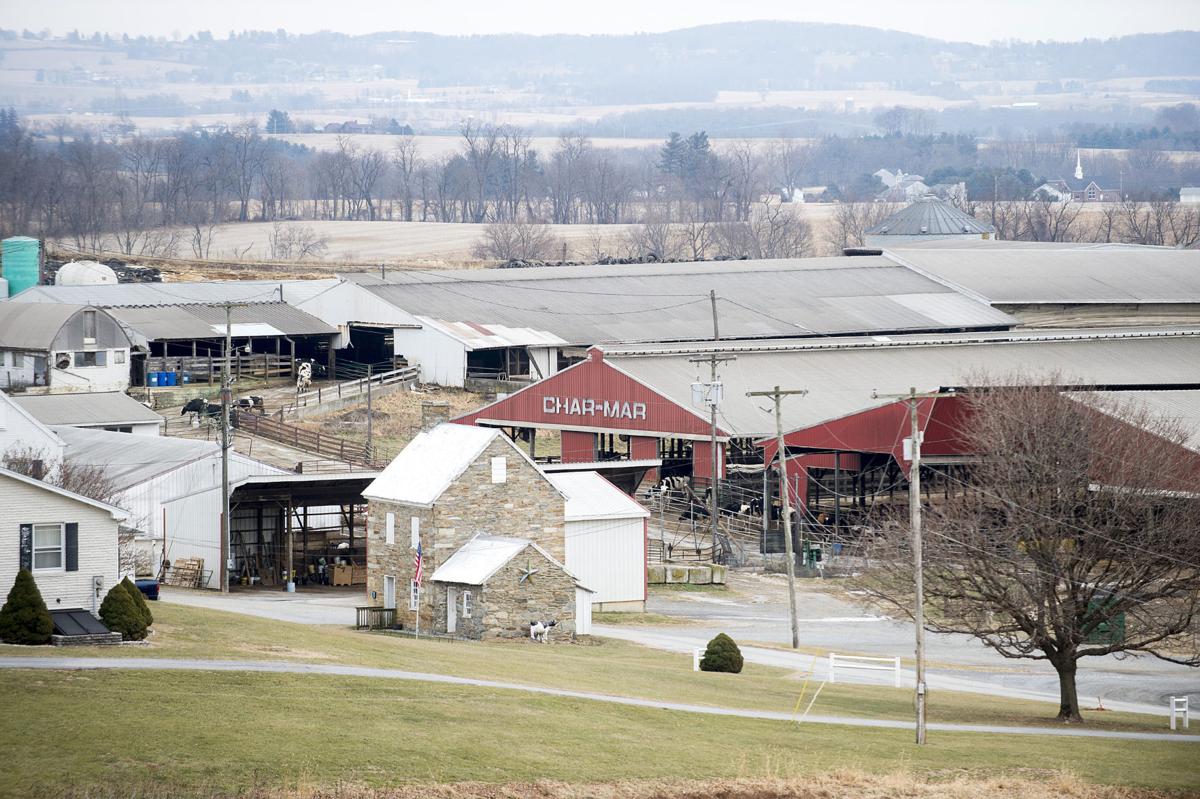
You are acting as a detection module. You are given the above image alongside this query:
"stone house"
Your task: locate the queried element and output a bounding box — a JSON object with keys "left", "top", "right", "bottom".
{"left": 430, "top": 534, "right": 591, "bottom": 639}
{"left": 362, "top": 423, "right": 571, "bottom": 637}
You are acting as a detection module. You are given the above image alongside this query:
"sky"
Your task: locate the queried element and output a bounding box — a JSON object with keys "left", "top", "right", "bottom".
{"left": 6, "top": 0, "right": 1200, "bottom": 43}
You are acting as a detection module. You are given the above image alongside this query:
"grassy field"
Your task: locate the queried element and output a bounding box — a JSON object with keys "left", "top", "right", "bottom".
{"left": 2, "top": 668, "right": 1197, "bottom": 798}
{"left": 0, "top": 602, "right": 1189, "bottom": 737}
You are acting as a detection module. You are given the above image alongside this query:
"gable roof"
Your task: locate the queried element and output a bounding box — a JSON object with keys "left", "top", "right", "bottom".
{"left": 363, "top": 423, "right": 549, "bottom": 506}
{"left": 14, "top": 392, "right": 163, "bottom": 428}
{"left": 430, "top": 534, "right": 588, "bottom": 589}
{"left": 547, "top": 471, "right": 650, "bottom": 521}
{"left": 0, "top": 391, "right": 64, "bottom": 451}
{"left": 55, "top": 426, "right": 222, "bottom": 489}
{"left": 866, "top": 197, "right": 995, "bottom": 236}
{"left": 0, "top": 465, "right": 129, "bottom": 521}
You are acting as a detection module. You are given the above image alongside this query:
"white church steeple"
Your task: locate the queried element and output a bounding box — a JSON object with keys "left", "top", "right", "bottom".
{"left": 1074, "top": 149, "right": 1084, "bottom": 181}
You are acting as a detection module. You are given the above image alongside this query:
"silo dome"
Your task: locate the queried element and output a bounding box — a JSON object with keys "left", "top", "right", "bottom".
{"left": 55, "top": 260, "right": 118, "bottom": 286}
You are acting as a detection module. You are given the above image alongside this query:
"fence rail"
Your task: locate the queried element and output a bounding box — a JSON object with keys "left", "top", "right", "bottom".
{"left": 291, "top": 365, "right": 419, "bottom": 410}
{"left": 233, "top": 409, "right": 391, "bottom": 467}
{"left": 828, "top": 653, "right": 902, "bottom": 687}
{"left": 356, "top": 606, "right": 398, "bottom": 630}
{"left": 145, "top": 354, "right": 293, "bottom": 382}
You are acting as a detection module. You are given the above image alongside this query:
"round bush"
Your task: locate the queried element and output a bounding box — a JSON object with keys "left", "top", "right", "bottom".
{"left": 120, "top": 577, "right": 153, "bottom": 629}
{"left": 699, "top": 632, "right": 744, "bottom": 674}
{"left": 0, "top": 569, "right": 54, "bottom": 645}
{"left": 100, "top": 582, "right": 147, "bottom": 641}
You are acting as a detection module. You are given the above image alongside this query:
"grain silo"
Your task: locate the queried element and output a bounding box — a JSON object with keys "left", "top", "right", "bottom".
{"left": 1, "top": 236, "right": 41, "bottom": 298}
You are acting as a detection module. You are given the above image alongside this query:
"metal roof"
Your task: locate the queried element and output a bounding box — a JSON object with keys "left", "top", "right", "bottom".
{"left": 886, "top": 244, "right": 1200, "bottom": 305}
{"left": 547, "top": 471, "right": 650, "bottom": 522}
{"left": 604, "top": 328, "right": 1200, "bottom": 437}
{"left": 363, "top": 424, "right": 504, "bottom": 506}
{"left": 429, "top": 533, "right": 584, "bottom": 588}
{"left": 11, "top": 279, "right": 340, "bottom": 307}
{"left": 344, "top": 257, "right": 1015, "bottom": 345}
{"left": 416, "top": 317, "right": 569, "bottom": 350}
{"left": 54, "top": 426, "right": 219, "bottom": 489}
{"left": 1071, "top": 389, "right": 1200, "bottom": 453}
{"left": 865, "top": 197, "right": 995, "bottom": 236}
{"left": 102, "top": 302, "right": 336, "bottom": 347}
{"left": 14, "top": 392, "right": 163, "bottom": 427}
{"left": 0, "top": 302, "right": 89, "bottom": 350}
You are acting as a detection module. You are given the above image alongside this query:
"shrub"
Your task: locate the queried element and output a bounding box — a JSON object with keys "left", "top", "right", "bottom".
{"left": 0, "top": 569, "right": 54, "bottom": 645}
{"left": 699, "top": 632, "right": 744, "bottom": 674}
{"left": 120, "top": 577, "right": 153, "bottom": 629}
{"left": 100, "top": 582, "right": 147, "bottom": 641}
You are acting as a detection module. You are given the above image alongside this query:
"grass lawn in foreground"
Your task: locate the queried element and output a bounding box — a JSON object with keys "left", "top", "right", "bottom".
{"left": 1, "top": 669, "right": 1196, "bottom": 798}
{"left": 0, "top": 602, "right": 1187, "bottom": 736}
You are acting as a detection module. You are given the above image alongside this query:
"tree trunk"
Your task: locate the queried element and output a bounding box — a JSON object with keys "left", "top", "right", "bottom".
{"left": 1055, "top": 658, "right": 1083, "bottom": 723}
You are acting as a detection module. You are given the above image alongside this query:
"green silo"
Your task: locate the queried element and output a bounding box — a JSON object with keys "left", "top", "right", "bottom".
{"left": 1, "top": 236, "right": 41, "bottom": 297}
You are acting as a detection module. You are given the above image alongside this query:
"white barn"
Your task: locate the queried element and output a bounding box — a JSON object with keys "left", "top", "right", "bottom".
{"left": 548, "top": 470, "right": 650, "bottom": 611}
{"left": 0, "top": 390, "right": 64, "bottom": 470}
{"left": 0, "top": 465, "right": 127, "bottom": 614}
{"left": 14, "top": 392, "right": 163, "bottom": 436}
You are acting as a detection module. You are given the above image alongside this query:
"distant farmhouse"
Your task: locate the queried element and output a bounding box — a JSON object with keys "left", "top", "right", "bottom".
{"left": 1033, "top": 151, "right": 1122, "bottom": 203}
{"left": 873, "top": 168, "right": 930, "bottom": 202}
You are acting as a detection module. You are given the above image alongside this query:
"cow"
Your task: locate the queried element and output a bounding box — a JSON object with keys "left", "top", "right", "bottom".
{"left": 529, "top": 619, "right": 557, "bottom": 643}
{"left": 295, "top": 361, "right": 313, "bottom": 392}
{"left": 235, "top": 395, "right": 265, "bottom": 414}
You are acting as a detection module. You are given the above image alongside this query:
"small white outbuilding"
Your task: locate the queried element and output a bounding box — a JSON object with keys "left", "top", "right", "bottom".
{"left": 547, "top": 470, "right": 649, "bottom": 611}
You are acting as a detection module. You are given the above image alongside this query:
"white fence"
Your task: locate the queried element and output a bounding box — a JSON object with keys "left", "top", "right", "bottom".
{"left": 1170, "top": 696, "right": 1189, "bottom": 731}
{"left": 828, "top": 653, "right": 902, "bottom": 687}
{"left": 287, "top": 365, "right": 419, "bottom": 413}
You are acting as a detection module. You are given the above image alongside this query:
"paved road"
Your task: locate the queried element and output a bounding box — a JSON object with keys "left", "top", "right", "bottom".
{"left": 162, "top": 586, "right": 362, "bottom": 625}
{"left": 3, "top": 656, "right": 1194, "bottom": 743}
{"left": 637, "top": 573, "right": 1200, "bottom": 710}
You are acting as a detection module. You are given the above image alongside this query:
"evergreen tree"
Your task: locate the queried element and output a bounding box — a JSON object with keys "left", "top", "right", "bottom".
{"left": 699, "top": 632, "right": 744, "bottom": 674}
{"left": 0, "top": 570, "right": 54, "bottom": 645}
{"left": 120, "top": 577, "right": 153, "bottom": 629}
{"left": 100, "top": 583, "right": 147, "bottom": 641}
{"left": 658, "top": 132, "right": 687, "bottom": 177}
{"left": 266, "top": 109, "right": 292, "bottom": 135}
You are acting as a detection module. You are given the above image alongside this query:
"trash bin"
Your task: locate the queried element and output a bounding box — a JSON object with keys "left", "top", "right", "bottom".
{"left": 181, "top": 371, "right": 192, "bottom": 384}
{"left": 148, "top": 372, "right": 159, "bottom": 387}
{"left": 165, "top": 371, "right": 177, "bottom": 387}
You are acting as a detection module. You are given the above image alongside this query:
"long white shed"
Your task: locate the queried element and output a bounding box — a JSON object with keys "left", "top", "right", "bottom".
{"left": 548, "top": 470, "right": 649, "bottom": 611}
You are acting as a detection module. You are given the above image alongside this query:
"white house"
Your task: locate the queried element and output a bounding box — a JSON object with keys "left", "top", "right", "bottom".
{"left": 0, "top": 465, "right": 127, "bottom": 614}
{"left": 1181, "top": 187, "right": 1200, "bottom": 204}
{"left": 56, "top": 426, "right": 287, "bottom": 575}
{"left": 0, "top": 302, "right": 132, "bottom": 393}
{"left": 547, "top": 470, "right": 649, "bottom": 611}
{"left": 14, "top": 392, "right": 163, "bottom": 436}
{"left": 0, "top": 390, "right": 64, "bottom": 471}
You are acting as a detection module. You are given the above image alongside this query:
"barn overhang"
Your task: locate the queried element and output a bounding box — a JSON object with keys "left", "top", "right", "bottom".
{"left": 454, "top": 347, "right": 730, "bottom": 442}
{"left": 760, "top": 394, "right": 974, "bottom": 475}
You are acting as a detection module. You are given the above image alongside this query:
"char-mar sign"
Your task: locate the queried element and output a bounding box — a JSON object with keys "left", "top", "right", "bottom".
{"left": 542, "top": 396, "right": 648, "bottom": 421}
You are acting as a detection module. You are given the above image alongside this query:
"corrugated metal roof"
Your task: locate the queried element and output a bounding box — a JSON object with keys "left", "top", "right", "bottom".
{"left": 887, "top": 244, "right": 1200, "bottom": 304}
{"left": 14, "top": 392, "right": 163, "bottom": 427}
{"left": 430, "top": 533, "right": 583, "bottom": 588}
{"left": 12, "top": 279, "right": 339, "bottom": 307}
{"left": 0, "top": 302, "right": 87, "bottom": 350}
{"left": 344, "top": 257, "right": 1015, "bottom": 344}
{"left": 1071, "top": 389, "right": 1200, "bottom": 453}
{"left": 54, "top": 426, "right": 217, "bottom": 489}
{"left": 866, "top": 197, "right": 995, "bottom": 236}
{"left": 417, "top": 317, "right": 569, "bottom": 349}
{"left": 547, "top": 471, "right": 650, "bottom": 521}
{"left": 605, "top": 328, "right": 1200, "bottom": 437}
{"left": 103, "top": 302, "right": 335, "bottom": 346}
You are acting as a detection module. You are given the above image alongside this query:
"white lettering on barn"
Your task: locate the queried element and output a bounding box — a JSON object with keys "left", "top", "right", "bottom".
{"left": 542, "top": 396, "right": 647, "bottom": 420}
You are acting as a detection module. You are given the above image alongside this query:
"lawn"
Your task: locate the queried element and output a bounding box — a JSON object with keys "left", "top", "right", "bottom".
{"left": 1, "top": 669, "right": 1197, "bottom": 798}
{"left": 0, "top": 602, "right": 1189, "bottom": 737}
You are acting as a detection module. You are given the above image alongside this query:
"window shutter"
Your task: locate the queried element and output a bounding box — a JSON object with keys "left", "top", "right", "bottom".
{"left": 18, "top": 524, "right": 32, "bottom": 572}
{"left": 65, "top": 523, "right": 79, "bottom": 572}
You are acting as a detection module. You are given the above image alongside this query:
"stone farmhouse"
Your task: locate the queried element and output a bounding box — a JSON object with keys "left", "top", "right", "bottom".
{"left": 362, "top": 423, "right": 592, "bottom": 640}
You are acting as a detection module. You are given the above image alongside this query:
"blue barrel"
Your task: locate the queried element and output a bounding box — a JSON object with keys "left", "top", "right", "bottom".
{"left": 148, "top": 372, "right": 159, "bottom": 387}
{"left": 167, "top": 371, "right": 178, "bottom": 386}
{"left": 181, "top": 371, "right": 192, "bottom": 384}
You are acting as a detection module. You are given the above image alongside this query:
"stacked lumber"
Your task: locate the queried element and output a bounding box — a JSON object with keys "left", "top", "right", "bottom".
{"left": 165, "top": 557, "right": 204, "bottom": 588}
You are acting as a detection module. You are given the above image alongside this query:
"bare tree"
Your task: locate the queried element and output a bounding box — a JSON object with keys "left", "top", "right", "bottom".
{"left": 269, "top": 222, "right": 329, "bottom": 261}
{"left": 826, "top": 202, "right": 896, "bottom": 252}
{"left": 392, "top": 136, "right": 422, "bottom": 222}
{"left": 1020, "top": 198, "right": 1082, "bottom": 242}
{"left": 858, "top": 381, "right": 1200, "bottom": 723}
{"left": 471, "top": 221, "right": 559, "bottom": 262}
{"left": 624, "top": 215, "right": 684, "bottom": 261}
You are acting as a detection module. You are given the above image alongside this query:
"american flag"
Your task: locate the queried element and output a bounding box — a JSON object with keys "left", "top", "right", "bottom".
{"left": 413, "top": 541, "right": 423, "bottom": 585}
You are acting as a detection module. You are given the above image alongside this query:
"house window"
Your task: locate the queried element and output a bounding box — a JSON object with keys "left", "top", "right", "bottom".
{"left": 490, "top": 456, "right": 507, "bottom": 484}
{"left": 83, "top": 310, "right": 97, "bottom": 343}
{"left": 12, "top": 352, "right": 22, "bottom": 368}
{"left": 410, "top": 516, "right": 420, "bottom": 549}
{"left": 409, "top": 579, "right": 420, "bottom": 610}
{"left": 114, "top": 350, "right": 126, "bottom": 365}
{"left": 74, "top": 351, "right": 107, "bottom": 368}
{"left": 33, "top": 523, "right": 64, "bottom": 571}
{"left": 462, "top": 590, "right": 472, "bottom": 618}
{"left": 1087, "top": 186, "right": 1097, "bottom": 201}
{"left": 385, "top": 512, "right": 395, "bottom": 545}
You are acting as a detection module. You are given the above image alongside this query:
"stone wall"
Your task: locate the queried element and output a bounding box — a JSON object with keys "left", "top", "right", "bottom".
{"left": 479, "top": 544, "right": 577, "bottom": 640}
{"left": 431, "top": 581, "right": 485, "bottom": 639}
{"left": 366, "top": 434, "right": 567, "bottom": 633}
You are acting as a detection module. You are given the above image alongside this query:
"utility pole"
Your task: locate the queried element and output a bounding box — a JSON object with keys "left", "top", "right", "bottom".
{"left": 873, "top": 386, "right": 953, "bottom": 745}
{"left": 365, "top": 362, "right": 373, "bottom": 463}
{"left": 220, "top": 303, "right": 233, "bottom": 594}
{"left": 746, "top": 385, "right": 806, "bottom": 649}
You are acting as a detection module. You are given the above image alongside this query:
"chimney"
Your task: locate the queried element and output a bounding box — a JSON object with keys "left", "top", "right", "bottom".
{"left": 420, "top": 401, "right": 450, "bottom": 431}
